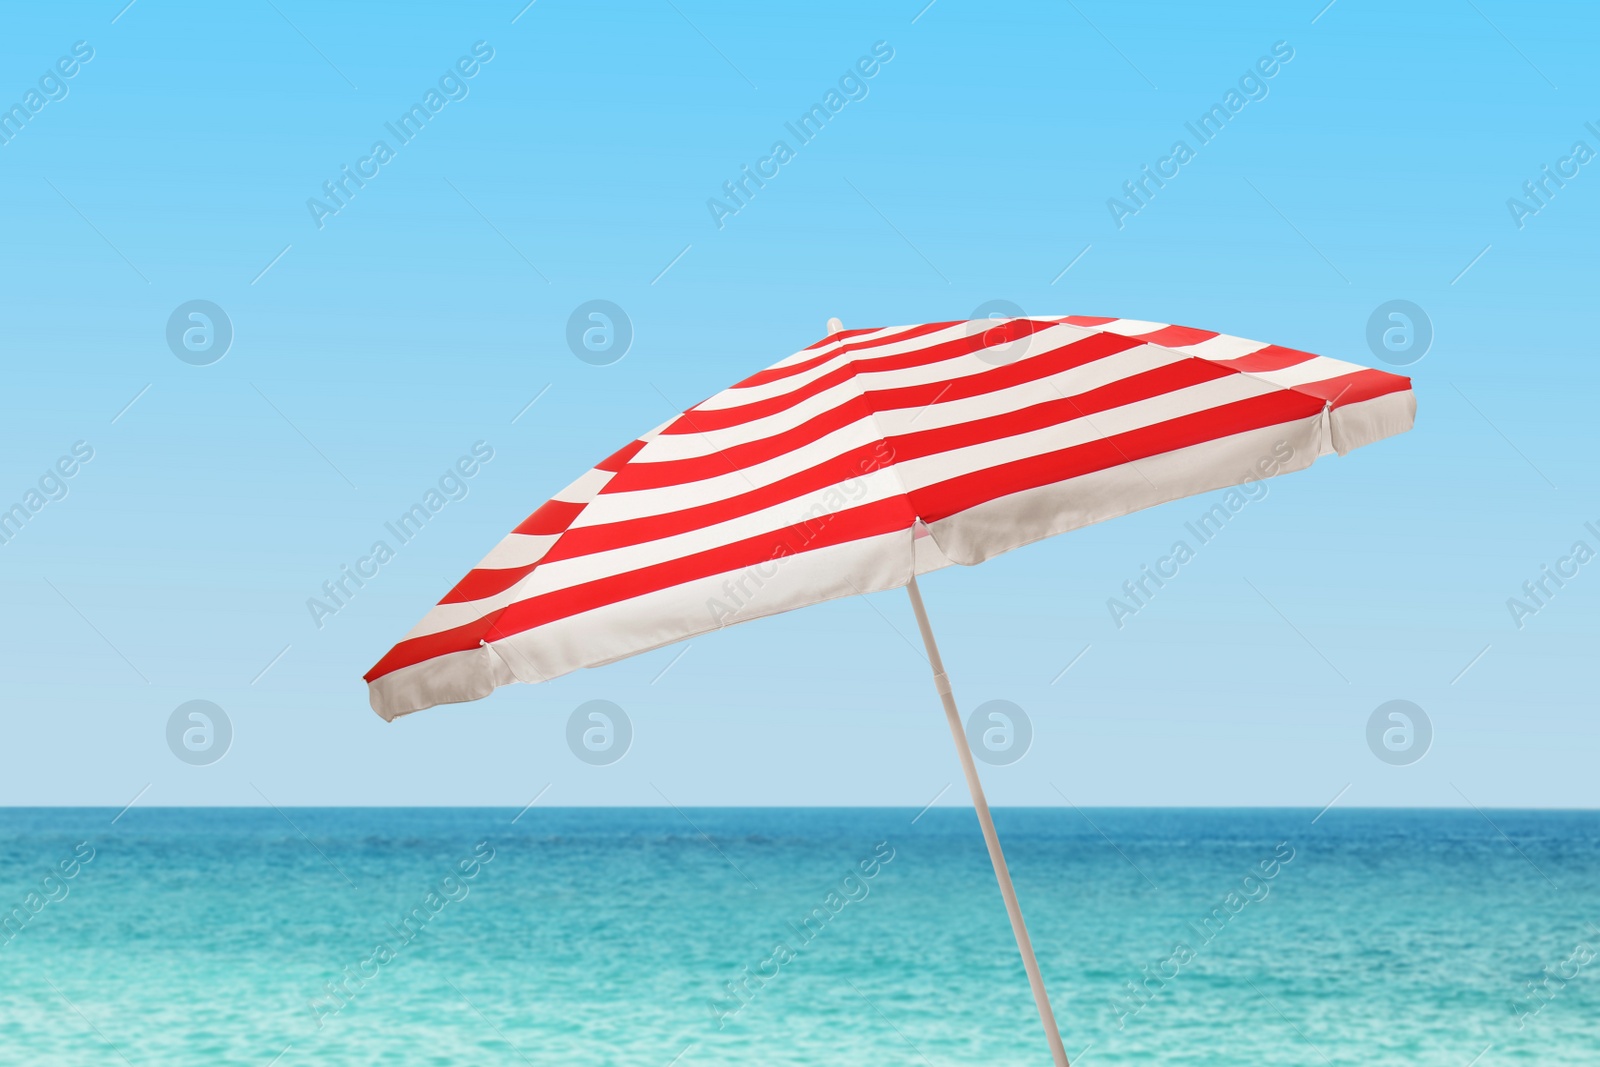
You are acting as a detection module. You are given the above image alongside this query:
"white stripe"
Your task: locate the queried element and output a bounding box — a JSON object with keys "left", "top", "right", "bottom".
{"left": 648, "top": 325, "right": 1103, "bottom": 461}
{"left": 370, "top": 398, "right": 1349, "bottom": 720}
{"left": 1090, "top": 318, "right": 1169, "bottom": 336}
{"left": 408, "top": 372, "right": 1282, "bottom": 637}
{"left": 702, "top": 321, "right": 996, "bottom": 409}
{"left": 472, "top": 532, "right": 562, "bottom": 570}
{"left": 727, "top": 324, "right": 919, "bottom": 385}
{"left": 1168, "top": 333, "right": 1272, "bottom": 361}
{"left": 580, "top": 420, "right": 890, "bottom": 525}
{"left": 891, "top": 374, "right": 1280, "bottom": 492}
{"left": 435, "top": 339, "right": 1349, "bottom": 577}
{"left": 437, "top": 463, "right": 622, "bottom": 587}
{"left": 1244, "top": 354, "right": 1373, "bottom": 389}
{"left": 551, "top": 466, "right": 614, "bottom": 502}
{"left": 369, "top": 316, "right": 1417, "bottom": 718}
{"left": 593, "top": 343, "right": 1242, "bottom": 521}
{"left": 869, "top": 343, "right": 1190, "bottom": 436}
{"left": 484, "top": 527, "right": 914, "bottom": 689}
{"left": 927, "top": 411, "right": 1329, "bottom": 566}
{"left": 402, "top": 465, "right": 912, "bottom": 638}
{"left": 763, "top": 325, "right": 907, "bottom": 370}
{"left": 582, "top": 346, "right": 1172, "bottom": 523}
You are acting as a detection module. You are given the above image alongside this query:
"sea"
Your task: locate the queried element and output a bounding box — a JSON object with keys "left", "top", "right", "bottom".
{"left": 1, "top": 807, "right": 1595, "bottom": 1065}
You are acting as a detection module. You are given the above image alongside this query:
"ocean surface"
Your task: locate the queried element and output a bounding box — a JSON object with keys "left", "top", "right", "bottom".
{"left": 1, "top": 807, "right": 1596, "bottom": 1066}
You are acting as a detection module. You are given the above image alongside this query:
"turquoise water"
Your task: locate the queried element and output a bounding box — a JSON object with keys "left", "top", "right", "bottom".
{"left": 1, "top": 808, "right": 1596, "bottom": 1065}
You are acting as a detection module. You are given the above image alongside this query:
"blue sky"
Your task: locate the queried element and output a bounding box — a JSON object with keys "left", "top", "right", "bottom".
{"left": 1, "top": 0, "right": 1594, "bottom": 807}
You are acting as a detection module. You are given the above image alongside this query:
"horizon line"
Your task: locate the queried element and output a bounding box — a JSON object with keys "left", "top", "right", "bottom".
{"left": 5, "top": 803, "right": 1597, "bottom": 812}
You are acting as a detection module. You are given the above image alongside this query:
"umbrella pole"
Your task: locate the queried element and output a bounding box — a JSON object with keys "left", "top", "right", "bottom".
{"left": 906, "top": 576, "right": 1070, "bottom": 1067}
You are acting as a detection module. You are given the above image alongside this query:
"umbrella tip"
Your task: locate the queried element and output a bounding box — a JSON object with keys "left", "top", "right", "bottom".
{"left": 826, "top": 317, "right": 844, "bottom": 335}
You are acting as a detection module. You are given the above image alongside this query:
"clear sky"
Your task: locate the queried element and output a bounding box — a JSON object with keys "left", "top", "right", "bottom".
{"left": 1, "top": 0, "right": 1594, "bottom": 808}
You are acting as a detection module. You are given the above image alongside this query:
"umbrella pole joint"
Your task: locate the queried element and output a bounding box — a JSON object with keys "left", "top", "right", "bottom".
{"left": 905, "top": 575, "right": 1070, "bottom": 1067}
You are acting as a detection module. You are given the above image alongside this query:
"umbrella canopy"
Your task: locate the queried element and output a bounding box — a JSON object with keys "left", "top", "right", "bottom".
{"left": 365, "top": 314, "right": 1414, "bottom": 1065}
{"left": 366, "top": 315, "right": 1414, "bottom": 719}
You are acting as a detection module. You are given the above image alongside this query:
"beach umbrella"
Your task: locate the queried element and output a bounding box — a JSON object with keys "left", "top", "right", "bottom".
{"left": 366, "top": 314, "right": 1415, "bottom": 1065}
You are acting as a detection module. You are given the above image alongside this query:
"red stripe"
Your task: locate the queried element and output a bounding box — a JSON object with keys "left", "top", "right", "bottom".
{"left": 366, "top": 611, "right": 504, "bottom": 683}
{"left": 369, "top": 317, "right": 1412, "bottom": 689}
{"left": 369, "top": 386, "right": 1335, "bottom": 682}
{"left": 1134, "top": 325, "right": 1218, "bottom": 347}
{"left": 441, "top": 442, "right": 898, "bottom": 603}
{"left": 742, "top": 346, "right": 853, "bottom": 387}
{"left": 542, "top": 443, "right": 894, "bottom": 565}
{"left": 803, "top": 326, "right": 879, "bottom": 350}
{"left": 597, "top": 440, "right": 646, "bottom": 472}
{"left": 614, "top": 331, "right": 1143, "bottom": 493}
{"left": 747, "top": 323, "right": 956, "bottom": 388}
{"left": 608, "top": 400, "right": 875, "bottom": 493}
{"left": 442, "top": 563, "right": 533, "bottom": 604}
{"left": 1210, "top": 345, "right": 1318, "bottom": 373}
{"left": 884, "top": 359, "right": 1238, "bottom": 468}
{"left": 366, "top": 495, "right": 918, "bottom": 682}
{"left": 758, "top": 321, "right": 947, "bottom": 379}
{"left": 912, "top": 391, "right": 1327, "bottom": 524}
{"left": 732, "top": 327, "right": 934, "bottom": 395}
{"left": 432, "top": 359, "right": 1393, "bottom": 614}
{"left": 512, "top": 498, "right": 586, "bottom": 536}
{"left": 442, "top": 358, "right": 1243, "bottom": 597}
{"left": 489, "top": 496, "right": 919, "bottom": 643}
{"left": 665, "top": 319, "right": 1071, "bottom": 434}
{"left": 1292, "top": 368, "right": 1410, "bottom": 408}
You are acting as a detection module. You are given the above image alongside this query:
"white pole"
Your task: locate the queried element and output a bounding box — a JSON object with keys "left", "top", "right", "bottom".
{"left": 906, "top": 575, "right": 1070, "bottom": 1067}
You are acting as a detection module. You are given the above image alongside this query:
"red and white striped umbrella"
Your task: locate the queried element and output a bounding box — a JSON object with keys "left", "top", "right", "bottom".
{"left": 365, "top": 314, "right": 1414, "bottom": 1064}
{"left": 368, "top": 314, "right": 1412, "bottom": 718}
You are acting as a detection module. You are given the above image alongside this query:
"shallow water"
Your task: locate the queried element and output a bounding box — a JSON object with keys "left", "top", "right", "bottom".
{"left": 1, "top": 807, "right": 1595, "bottom": 1065}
